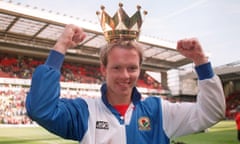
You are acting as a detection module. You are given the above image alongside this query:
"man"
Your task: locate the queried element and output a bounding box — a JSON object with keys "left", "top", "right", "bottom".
{"left": 26, "top": 24, "right": 226, "bottom": 144}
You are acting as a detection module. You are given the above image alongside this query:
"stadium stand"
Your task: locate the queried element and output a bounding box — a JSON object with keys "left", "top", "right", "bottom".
{"left": 225, "top": 91, "right": 240, "bottom": 119}
{"left": 0, "top": 86, "right": 31, "bottom": 124}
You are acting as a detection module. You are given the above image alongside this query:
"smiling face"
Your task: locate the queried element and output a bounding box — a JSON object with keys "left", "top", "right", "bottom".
{"left": 100, "top": 41, "right": 143, "bottom": 105}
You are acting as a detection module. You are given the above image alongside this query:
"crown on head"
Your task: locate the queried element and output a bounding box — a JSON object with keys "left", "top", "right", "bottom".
{"left": 96, "top": 3, "right": 147, "bottom": 42}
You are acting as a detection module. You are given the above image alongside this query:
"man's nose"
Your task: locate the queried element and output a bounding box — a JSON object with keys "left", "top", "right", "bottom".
{"left": 122, "top": 68, "right": 130, "bottom": 78}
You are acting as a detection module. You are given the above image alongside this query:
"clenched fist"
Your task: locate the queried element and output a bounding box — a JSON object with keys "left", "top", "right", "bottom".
{"left": 177, "top": 38, "right": 208, "bottom": 66}
{"left": 53, "top": 24, "right": 86, "bottom": 54}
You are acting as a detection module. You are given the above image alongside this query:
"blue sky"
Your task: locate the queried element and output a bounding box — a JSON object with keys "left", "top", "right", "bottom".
{"left": 8, "top": 0, "right": 240, "bottom": 67}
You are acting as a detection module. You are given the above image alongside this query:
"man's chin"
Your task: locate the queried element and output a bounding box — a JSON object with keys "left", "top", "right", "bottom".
{"left": 118, "top": 89, "right": 132, "bottom": 97}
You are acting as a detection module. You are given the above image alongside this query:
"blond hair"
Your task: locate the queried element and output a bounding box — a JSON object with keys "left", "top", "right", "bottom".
{"left": 99, "top": 40, "right": 144, "bottom": 66}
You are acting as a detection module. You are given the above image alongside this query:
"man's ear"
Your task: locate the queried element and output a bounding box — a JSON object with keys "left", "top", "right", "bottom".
{"left": 100, "top": 63, "right": 106, "bottom": 76}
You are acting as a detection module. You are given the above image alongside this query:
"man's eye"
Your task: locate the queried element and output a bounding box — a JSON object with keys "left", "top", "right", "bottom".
{"left": 129, "top": 66, "right": 137, "bottom": 71}
{"left": 113, "top": 66, "right": 120, "bottom": 70}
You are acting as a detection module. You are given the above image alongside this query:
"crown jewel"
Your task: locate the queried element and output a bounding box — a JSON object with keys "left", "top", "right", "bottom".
{"left": 96, "top": 3, "right": 147, "bottom": 42}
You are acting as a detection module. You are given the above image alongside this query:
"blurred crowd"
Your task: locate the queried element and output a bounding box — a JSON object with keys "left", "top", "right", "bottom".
{"left": 0, "top": 86, "right": 31, "bottom": 124}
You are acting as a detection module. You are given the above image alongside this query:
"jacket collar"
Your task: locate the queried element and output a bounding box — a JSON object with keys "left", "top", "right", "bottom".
{"left": 100, "top": 83, "right": 142, "bottom": 106}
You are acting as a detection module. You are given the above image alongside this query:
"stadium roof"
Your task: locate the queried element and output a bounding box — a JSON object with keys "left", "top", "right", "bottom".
{"left": 180, "top": 60, "right": 240, "bottom": 82}
{"left": 0, "top": 1, "right": 192, "bottom": 72}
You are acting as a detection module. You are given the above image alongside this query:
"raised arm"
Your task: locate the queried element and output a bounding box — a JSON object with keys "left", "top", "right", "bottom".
{"left": 25, "top": 24, "right": 88, "bottom": 140}
{"left": 162, "top": 38, "right": 226, "bottom": 138}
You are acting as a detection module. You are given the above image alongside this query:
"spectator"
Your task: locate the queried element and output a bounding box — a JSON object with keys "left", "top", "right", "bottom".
{"left": 235, "top": 105, "right": 240, "bottom": 141}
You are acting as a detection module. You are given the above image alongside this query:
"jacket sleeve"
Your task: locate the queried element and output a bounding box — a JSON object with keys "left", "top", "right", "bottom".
{"left": 162, "top": 62, "right": 226, "bottom": 138}
{"left": 25, "top": 50, "right": 89, "bottom": 141}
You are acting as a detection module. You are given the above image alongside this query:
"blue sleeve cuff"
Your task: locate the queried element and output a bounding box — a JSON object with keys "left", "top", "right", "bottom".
{"left": 195, "top": 62, "right": 214, "bottom": 80}
{"left": 45, "top": 50, "right": 65, "bottom": 70}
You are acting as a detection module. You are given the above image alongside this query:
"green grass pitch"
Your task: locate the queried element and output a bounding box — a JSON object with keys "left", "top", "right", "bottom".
{"left": 0, "top": 126, "right": 77, "bottom": 144}
{"left": 0, "top": 120, "right": 238, "bottom": 144}
{"left": 173, "top": 120, "right": 238, "bottom": 144}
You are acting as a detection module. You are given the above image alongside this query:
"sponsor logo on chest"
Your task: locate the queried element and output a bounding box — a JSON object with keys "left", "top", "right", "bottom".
{"left": 96, "top": 121, "right": 109, "bottom": 130}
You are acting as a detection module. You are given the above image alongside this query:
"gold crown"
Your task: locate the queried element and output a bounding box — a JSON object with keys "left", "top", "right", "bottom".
{"left": 96, "top": 3, "right": 147, "bottom": 42}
